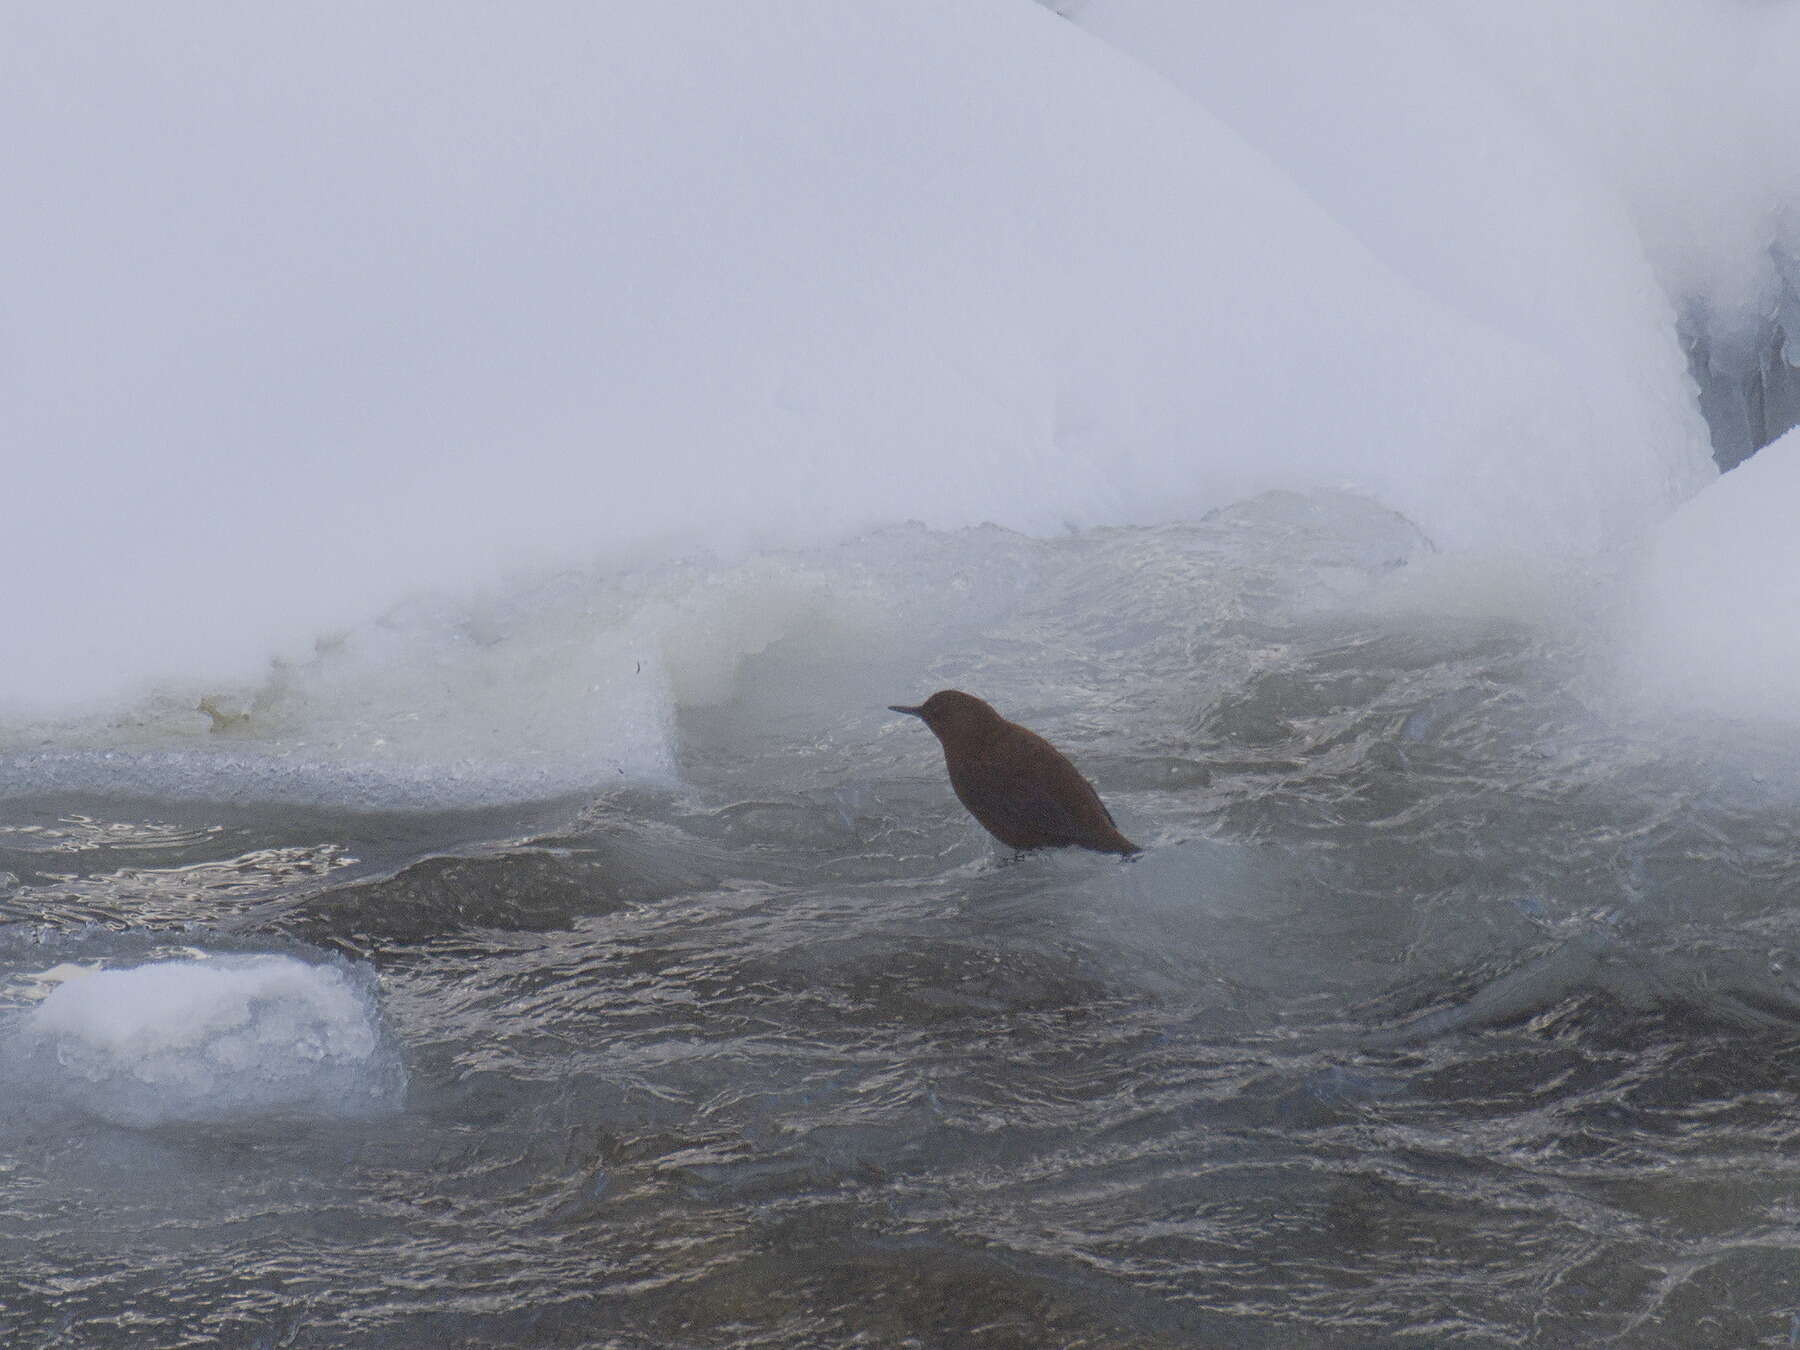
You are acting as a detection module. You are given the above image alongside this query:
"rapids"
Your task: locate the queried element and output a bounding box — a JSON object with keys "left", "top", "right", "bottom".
{"left": 5, "top": 500, "right": 1799, "bottom": 1346}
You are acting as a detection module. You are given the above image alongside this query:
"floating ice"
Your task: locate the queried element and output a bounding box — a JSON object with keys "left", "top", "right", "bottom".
{"left": 17, "top": 955, "right": 404, "bottom": 1128}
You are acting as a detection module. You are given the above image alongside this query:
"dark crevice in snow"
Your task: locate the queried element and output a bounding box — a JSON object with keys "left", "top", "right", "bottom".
{"left": 1684, "top": 251, "right": 1800, "bottom": 471}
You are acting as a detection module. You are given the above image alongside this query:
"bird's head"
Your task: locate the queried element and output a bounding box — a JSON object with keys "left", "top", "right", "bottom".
{"left": 888, "top": 689, "right": 1002, "bottom": 742}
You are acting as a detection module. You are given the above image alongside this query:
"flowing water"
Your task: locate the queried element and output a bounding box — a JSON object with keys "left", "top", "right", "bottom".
{"left": 4, "top": 493, "right": 1800, "bottom": 1348}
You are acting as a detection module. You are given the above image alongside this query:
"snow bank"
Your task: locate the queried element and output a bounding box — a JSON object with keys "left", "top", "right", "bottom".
{"left": 1627, "top": 426, "right": 1800, "bottom": 726}
{"left": 2, "top": 0, "right": 1716, "bottom": 723}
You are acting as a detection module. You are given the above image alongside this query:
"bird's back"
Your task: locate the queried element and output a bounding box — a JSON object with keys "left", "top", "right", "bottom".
{"left": 944, "top": 718, "right": 1137, "bottom": 855}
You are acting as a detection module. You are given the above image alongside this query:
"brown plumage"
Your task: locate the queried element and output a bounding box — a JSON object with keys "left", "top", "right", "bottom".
{"left": 890, "top": 690, "right": 1139, "bottom": 855}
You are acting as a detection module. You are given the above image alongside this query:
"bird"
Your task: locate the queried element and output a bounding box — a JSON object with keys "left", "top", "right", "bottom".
{"left": 889, "top": 690, "right": 1139, "bottom": 855}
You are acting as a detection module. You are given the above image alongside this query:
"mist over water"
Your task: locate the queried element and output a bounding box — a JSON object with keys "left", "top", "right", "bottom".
{"left": 7, "top": 1, "right": 1800, "bottom": 1346}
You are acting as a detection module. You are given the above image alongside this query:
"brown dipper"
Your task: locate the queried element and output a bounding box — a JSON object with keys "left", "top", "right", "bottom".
{"left": 890, "top": 690, "right": 1139, "bottom": 855}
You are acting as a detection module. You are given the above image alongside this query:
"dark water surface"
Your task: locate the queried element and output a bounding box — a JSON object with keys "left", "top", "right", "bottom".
{"left": 4, "top": 500, "right": 1800, "bottom": 1347}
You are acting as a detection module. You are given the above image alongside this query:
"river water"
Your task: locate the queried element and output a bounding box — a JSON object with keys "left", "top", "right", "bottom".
{"left": 3, "top": 493, "right": 1799, "bottom": 1348}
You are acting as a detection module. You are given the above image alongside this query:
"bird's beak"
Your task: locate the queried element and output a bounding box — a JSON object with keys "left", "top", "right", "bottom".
{"left": 888, "top": 704, "right": 924, "bottom": 718}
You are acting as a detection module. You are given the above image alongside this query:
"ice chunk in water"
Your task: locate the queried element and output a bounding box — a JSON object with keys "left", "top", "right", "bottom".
{"left": 20, "top": 955, "right": 403, "bottom": 1128}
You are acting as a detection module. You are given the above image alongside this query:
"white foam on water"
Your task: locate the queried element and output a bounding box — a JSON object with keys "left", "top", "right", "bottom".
{"left": 15, "top": 954, "right": 404, "bottom": 1128}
